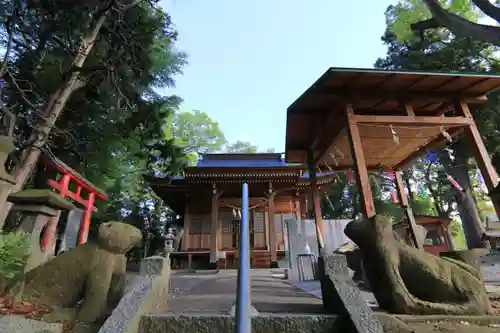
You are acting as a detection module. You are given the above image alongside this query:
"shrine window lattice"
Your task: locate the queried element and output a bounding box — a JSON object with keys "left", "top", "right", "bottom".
{"left": 189, "top": 214, "right": 211, "bottom": 234}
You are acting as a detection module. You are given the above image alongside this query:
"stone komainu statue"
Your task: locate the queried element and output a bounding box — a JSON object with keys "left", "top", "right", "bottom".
{"left": 344, "top": 215, "right": 491, "bottom": 315}
{"left": 23, "top": 221, "right": 142, "bottom": 323}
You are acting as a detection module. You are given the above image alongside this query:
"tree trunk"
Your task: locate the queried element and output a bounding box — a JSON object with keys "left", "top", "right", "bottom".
{"left": 0, "top": 14, "right": 108, "bottom": 229}
{"left": 402, "top": 170, "right": 414, "bottom": 204}
{"left": 444, "top": 143, "right": 485, "bottom": 249}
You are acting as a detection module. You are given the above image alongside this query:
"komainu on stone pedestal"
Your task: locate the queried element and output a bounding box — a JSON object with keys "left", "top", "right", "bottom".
{"left": 344, "top": 215, "right": 492, "bottom": 315}
{"left": 23, "top": 221, "right": 142, "bottom": 323}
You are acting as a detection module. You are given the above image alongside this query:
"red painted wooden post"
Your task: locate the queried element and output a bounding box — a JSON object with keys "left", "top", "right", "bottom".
{"left": 77, "top": 192, "right": 95, "bottom": 244}
{"left": 41, "top": 173, "right": 71, "bottom": 250}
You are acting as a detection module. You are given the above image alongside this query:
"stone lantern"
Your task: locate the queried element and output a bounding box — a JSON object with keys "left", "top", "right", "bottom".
{"left": 164, "top": 227, "right": 174, "bottom": 257}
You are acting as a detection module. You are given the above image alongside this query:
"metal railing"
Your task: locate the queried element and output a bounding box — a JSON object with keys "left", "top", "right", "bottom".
{"left": 235, "top": 183, "right": 251, "bottom": 333}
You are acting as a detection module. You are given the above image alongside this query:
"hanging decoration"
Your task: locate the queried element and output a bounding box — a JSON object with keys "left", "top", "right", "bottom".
{"left": 418, "top": 184, "right": 427, "bottom": 198}
{"left": 390, "top": 125, "right": 400, "bottom": 145}
{"left": 447, "top": 175, "right": 464, "bottom": 192}
{"left": 425, "top": 151, "right": 438, "bottom": 165}
{"left": 477, "top": 169, "right": 486, "bottom": 189}
{"left": 344, "top": 187, "right": 351, "bottom": 203}
{"left": 347, "top": 170, "right": 355, "bottom": 185}
{"left": 445, "top": 147, "right": 455, "bottom": 162}
{"left": 440, "top": 126, "right": 453, "bottom": 143}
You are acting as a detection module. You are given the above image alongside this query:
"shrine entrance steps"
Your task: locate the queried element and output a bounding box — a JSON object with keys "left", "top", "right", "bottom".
{"left": 216, "top": 250, "right": 272, "bottom": 269}
{"left": 140, "top": 269, "right": 335, "bottom": 333}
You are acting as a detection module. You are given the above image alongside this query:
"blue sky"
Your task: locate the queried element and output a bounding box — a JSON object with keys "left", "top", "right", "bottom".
{"left": 160, "top": 1, "right": 396, "bottom": 152}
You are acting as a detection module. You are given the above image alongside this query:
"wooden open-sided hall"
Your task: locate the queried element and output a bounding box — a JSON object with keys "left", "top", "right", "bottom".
{"left": 285, "top": 67, "right": 500, "bottom": 247}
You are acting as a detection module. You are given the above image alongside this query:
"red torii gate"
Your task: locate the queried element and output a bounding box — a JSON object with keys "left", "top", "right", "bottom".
{"left": 41, "top": 155, "right": 107, "bottom": 248}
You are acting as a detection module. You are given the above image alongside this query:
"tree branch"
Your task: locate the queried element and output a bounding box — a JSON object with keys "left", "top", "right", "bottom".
{"left": 471, "top": 0, "right": 500, "bottom": 24}
{"left": 411, "top": 0, "right": 500, "bottom": 46}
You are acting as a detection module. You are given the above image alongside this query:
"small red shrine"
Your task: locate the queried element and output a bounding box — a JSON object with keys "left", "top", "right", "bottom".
{"left": 41, "top": 154, "right": 107, "bottom": 248}
{"left": 394, "top": 215, "right": 454, "bottom": 256}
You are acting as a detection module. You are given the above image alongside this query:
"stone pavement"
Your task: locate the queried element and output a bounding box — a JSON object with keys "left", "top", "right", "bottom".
{"left": 166, "top": 270, "right": 323, "bottom": 314}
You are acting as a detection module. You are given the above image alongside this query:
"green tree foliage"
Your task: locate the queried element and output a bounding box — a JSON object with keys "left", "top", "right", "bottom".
{"left": 224, "top": 140, "right": 259, "bottom": 153}
{"left": 322, "top": 172, "right": 403, "bottom": 221}
{"left": 164, "top": 109, "right": 227, "bottom": 165}
{"left": 0, "top": 0, "right": 191, "bottom": 255}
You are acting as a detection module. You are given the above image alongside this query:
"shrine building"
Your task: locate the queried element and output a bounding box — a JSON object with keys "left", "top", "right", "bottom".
{"left": 146, "top": 153, "right": 336, "bottom": 269}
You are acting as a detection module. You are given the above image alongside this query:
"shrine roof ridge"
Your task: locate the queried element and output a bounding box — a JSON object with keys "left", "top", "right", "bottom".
{"left": 196, "top": 153, "right": 289, "bottom": 167}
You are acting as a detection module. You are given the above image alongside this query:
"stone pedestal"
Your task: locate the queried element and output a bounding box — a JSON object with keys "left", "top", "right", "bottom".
{"left": 58, "top": 209, "right": 84, "bottom": 253}
{"left": 318, "top": 254, "right": 383, "bottom": 333}
{"left": 140, "top": 256, "right": 170, "bottom": 277}
{"left": 9, "top": 189, "right": 75, "bottom": 270}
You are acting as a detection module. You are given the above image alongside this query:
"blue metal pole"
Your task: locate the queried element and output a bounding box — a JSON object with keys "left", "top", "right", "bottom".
{"left": 235, "top": 183, "right": 251, "bottom": 333}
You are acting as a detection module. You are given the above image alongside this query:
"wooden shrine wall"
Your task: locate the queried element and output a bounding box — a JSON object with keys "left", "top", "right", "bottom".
{"left": 184, "top": 198, "right": 297, "bottom": 251}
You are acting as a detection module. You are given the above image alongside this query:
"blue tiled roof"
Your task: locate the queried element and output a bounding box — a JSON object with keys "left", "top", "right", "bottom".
{"left": 197, "top": 159, "right": 288, "bottom": 167}
{"left": 196, "top": 153, "right": 290, "bottom": 168}
{"left": 300, "top": 171, "right": 336, "bottom": 180}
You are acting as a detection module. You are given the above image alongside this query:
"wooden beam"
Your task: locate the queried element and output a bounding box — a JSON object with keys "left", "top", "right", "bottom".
{"left": 183, "top": 200, "right": 191, "bottom": 250}
{"left": 349, "top": 114, "right": 473, "bottom": 126}
{"left": 315, "top": 87, "right": 488, "bottom": 103}
{"left": 346, "top": 104, "right": 376, "bottom": 218}
{"left": 307, "top": 150, "right": 325, "bottom": 250}
{"left": 313, "top": 112, "right": 347, "bottom": 164}
{"left": 394, "top": 171, "right": 422, "bottom": 249}
{"left": 456, "top": 102, "right": 499, "bottom": 197}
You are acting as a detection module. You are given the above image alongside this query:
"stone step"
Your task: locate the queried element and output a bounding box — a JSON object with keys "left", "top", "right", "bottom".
{"left": 139, "top": 313, "right": 339, "bottom": 333}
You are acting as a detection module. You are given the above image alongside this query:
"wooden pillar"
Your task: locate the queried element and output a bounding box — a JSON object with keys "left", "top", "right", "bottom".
{"left": 264, "top": 209, "right": 270, "bottom": 250}
{"left": 183, "top": 201, "right": 191, "bottom": 251}
{"left": 299, "top": 195, "right": 307, "bottom": 219}
{"left": 267, "top": 193, "right": 277, "bottom": 264}
{"left": 295, "top": 199, "right": 301, "bottom": 221}
{"left": 306, "top": 187, "right": 314, "bottom": 218}
{"left": 346, "top": 104, "right": 376, "bottom": 218}
{"left": 77, "top": 192, "right": 95, "bottom": 245}
{"left": 455, "top": 102, "right": 500, "bottom": 216}
{"left": 41, "top": 173, "right": 71, "bottom": 256}
{"left": 394, "top": 170, "right": 422, "bottom": 248}
{"left": 307, "top": 150, "right": 325, "bottom": 250}
{"left": 210, "top": 190, "right": 219, "bottom": 263}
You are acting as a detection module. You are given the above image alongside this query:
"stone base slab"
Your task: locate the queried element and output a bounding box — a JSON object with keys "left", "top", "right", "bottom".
{"left": 139, "top": 314, "right": 339, "bottom": 333}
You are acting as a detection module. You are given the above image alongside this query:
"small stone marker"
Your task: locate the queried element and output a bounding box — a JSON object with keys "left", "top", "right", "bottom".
{"left": 98, "top": 277, "right": 154, "bottom": 333}
{"left": 59, "top": 209, "right": 84, "bottom": 253}
{"left": 319, "top": 254, "right": 384, "bottom": 333}
{"left": 140, "top": 256, "right": 169, "bottom": 276}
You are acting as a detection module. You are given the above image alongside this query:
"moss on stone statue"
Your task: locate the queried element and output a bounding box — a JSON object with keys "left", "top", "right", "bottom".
{"left": 23, "top": 221, "right": 142, "bottom": 323}
{"left": 8, "top": 189, "right": 76, "bottom": 211}
{"left": 345, "top": 215, "right": 492, "bottom": 316}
